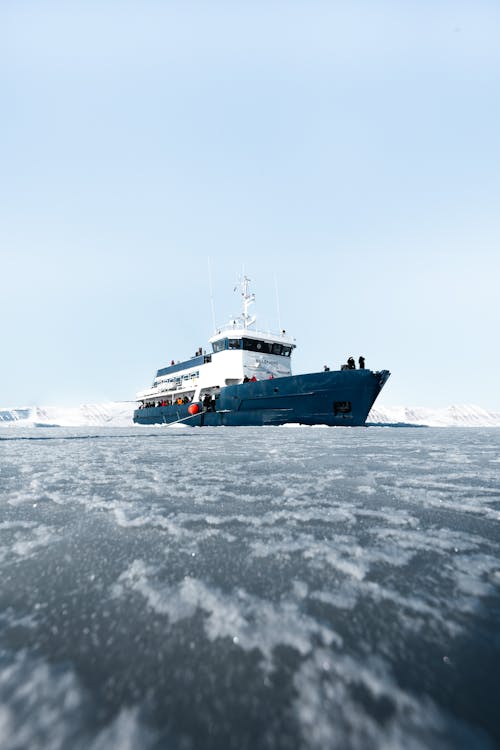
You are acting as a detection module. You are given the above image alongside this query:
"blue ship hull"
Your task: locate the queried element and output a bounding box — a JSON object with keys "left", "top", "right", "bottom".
{"left": 133, "top": 369, "right": 390, "bottom": 427}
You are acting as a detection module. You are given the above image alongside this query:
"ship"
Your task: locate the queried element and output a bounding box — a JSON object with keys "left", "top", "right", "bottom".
{"left": 133, "top": 277, "right": 390, "bottom": 427}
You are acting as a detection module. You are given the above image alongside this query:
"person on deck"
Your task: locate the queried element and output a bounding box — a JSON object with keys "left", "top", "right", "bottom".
{"left": 347, "top": 357, "right": 355, "bottom": 369}
{"left": 358, "top": 356, "right": 365, "bottom": 369}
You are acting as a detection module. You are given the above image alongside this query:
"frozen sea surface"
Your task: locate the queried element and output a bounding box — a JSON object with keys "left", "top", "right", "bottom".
{"left": 0, "top": 425, "right": 499, "bottom": 750}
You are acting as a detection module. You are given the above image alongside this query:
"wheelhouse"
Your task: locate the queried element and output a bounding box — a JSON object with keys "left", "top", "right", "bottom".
{"left": 211, "top": 336, "right": 294, "bottom": 356}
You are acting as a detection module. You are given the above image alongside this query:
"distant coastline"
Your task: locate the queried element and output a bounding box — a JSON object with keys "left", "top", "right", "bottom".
{"left": 1, "top": 402, "right": 500, "bottom": 428}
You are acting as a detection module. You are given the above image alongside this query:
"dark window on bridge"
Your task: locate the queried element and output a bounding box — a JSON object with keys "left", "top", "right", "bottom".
{"left": 242, "top": 338, "right": 271, "bottom": 353}
{"left": 228, "top": 339, "right": 241, "bottom": 349}
{"left": 334, "top": 401, "right": 352, "bottom": 415}
{"left": 242, "top": 338, "right": 294, "bottom": 356}
{"left": 212, "top": 339, "right": 227, "bottom": 353}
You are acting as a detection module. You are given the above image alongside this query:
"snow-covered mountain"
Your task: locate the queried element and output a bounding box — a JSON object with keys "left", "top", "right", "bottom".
{"left": 1, "top": 402, "right": 500, "bottom": 427}
{"left": 0, "top": 402, "right": 135, "bottom": 427}
{"left": 367, "top": 403, "right": 500, "bottom": 427}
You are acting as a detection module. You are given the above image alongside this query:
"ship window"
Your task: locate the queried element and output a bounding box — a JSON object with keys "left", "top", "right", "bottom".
{"left": 333, "top": 401, "right": 352, "bottom": 415}
{"left": 212, "top": 339, "right": 226, "bottom": 353}
{"left": 228, "top": 339, "right": 241, "bottom": 349}
{"left": 242, "top": 338, "right": 257, "bottom": 352}
{"left": 239, "top": 337, "right": 292, "bottom": 356}
{"left": 242, "top": 338, "right": 271, "bottom": 353}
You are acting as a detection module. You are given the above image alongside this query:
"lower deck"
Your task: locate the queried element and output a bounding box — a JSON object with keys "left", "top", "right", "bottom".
{"left": 133, "top": 369, "right": 390, "bottom": 427}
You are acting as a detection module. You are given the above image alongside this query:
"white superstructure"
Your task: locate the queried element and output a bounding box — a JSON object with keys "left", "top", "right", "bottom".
{"left": 136, "top": 277, "right": 296, "bottom": 409}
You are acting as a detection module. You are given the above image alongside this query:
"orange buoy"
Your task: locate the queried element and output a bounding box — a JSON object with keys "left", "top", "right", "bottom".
{"left": 188, "top": 403, "right": 200, "bottom": 415}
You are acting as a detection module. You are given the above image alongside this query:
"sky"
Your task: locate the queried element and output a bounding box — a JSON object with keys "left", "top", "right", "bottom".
{"left": 1, "top": 0, "right": 499, "bottom": 410}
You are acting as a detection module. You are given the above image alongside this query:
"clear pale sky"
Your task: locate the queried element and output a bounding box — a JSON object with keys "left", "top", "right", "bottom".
{"left": 2, "top": 1, "right": 499, "bottom": 409}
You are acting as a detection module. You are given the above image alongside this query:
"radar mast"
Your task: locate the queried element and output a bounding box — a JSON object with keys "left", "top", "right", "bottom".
{"left": 239, "top": 275, "right": 256, "bottom": 329}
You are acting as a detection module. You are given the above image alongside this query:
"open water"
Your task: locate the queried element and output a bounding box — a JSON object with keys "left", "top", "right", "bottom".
{"left": 0, "top": 425, "right": 499, "bottom": 750}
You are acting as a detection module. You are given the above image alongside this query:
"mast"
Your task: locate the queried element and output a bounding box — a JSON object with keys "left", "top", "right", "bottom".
{"left": 240, "top": 275, "right": 256, "bottom": 329}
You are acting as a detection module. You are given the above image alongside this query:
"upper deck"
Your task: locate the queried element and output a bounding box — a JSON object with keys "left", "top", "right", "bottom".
{"left": 156, "top": 354, "right": 211, "bottom": 379}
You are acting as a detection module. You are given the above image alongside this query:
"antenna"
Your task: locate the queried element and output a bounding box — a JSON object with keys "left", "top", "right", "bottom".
{"left": 237, "top": 274, "right": 256, "bottom": 329}
{"left": 207, "top": 257, "right": 217, "bottom": 331}
{"left": 274, "top": 275, "right": 282, "bottom": 332}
